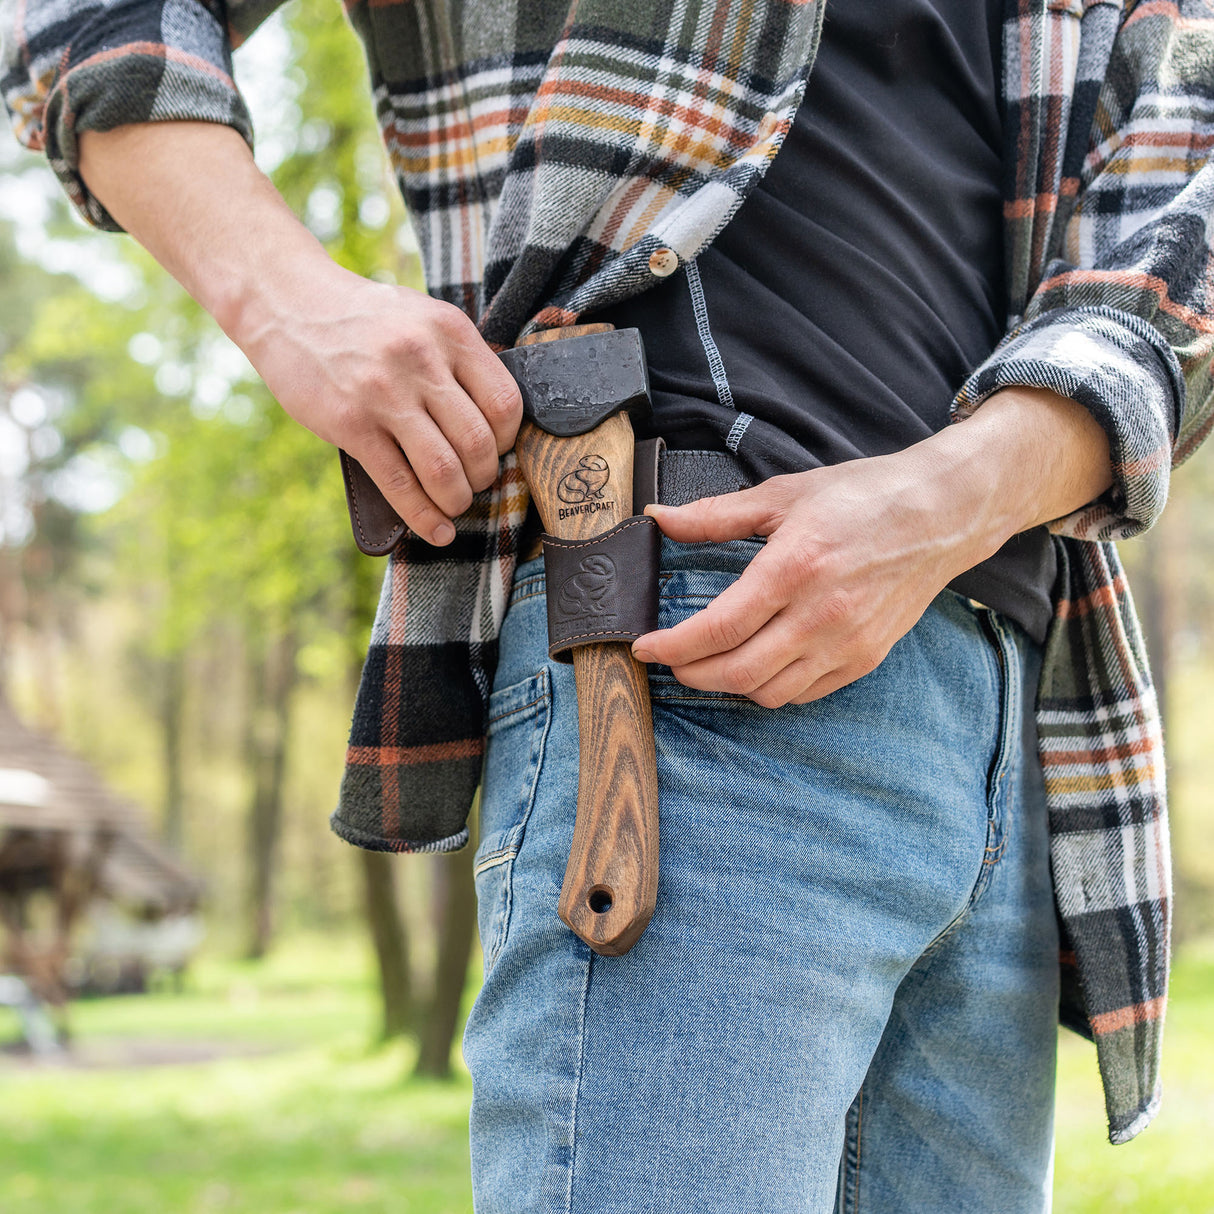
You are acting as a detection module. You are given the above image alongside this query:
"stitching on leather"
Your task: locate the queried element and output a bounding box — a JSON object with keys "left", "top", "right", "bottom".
{"left": 344, "top": 455, "right": 404, "bottom": 550}
{"left": 553, "top": 628, "right": 647, "bottom": 647}
{"left": 545, "top": 519, "right": 657, "bottom": 653}
{"left": 542, "top": 517, "right": 657, "bottom": 550}
{"left": 343, "top": 458, "right": 373, "bottom": 547}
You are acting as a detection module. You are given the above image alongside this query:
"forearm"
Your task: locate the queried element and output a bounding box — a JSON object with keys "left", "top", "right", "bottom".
{"left": 77, "top": 121, "right": 522, "bottom": 547}
{"left": 78, "top": 121, "right": 330, "bottom": 337}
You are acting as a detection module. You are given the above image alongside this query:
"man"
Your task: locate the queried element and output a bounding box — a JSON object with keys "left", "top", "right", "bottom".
{"left": 4, "top": 0, "right": 1210, "bottom": 1209}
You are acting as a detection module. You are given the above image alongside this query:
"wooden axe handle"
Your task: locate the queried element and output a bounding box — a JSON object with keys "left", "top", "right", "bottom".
{"left": 513, "top": 331, "right": 659, "bottom": 956}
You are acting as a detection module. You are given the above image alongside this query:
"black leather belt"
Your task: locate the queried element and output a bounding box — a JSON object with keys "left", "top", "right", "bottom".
{"left": 656, "top": 447, "right": 752, "bottom": 506}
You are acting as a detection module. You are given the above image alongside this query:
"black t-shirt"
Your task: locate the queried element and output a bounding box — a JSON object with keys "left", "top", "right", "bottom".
{"left": 593, "top": 0, "right": 1057, "bottom": 641}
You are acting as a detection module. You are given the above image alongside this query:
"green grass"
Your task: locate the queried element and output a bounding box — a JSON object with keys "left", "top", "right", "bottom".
{"left": 0, "top": 938, "right": 474, "bottom": 1214}
{"left": 1, "top": 935, "right": 1211, "bottom": 1213}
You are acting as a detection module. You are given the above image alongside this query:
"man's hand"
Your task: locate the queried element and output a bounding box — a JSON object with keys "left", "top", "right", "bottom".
{"left": 233, "top": 263, "right": 521, "bottom": 546}
{"left": 632, "top": 388, "right": 1114, "bottom": 705}
{"left": 79, "top": 121, "right": 521, "bottom": 546}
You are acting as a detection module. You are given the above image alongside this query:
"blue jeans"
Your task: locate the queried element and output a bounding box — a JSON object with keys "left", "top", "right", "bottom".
{"left": 465, "top": 539, "right": 1058, "bottom": 1214}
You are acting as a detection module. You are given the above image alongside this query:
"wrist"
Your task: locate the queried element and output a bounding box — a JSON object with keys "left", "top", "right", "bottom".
{"left": 926, "top": 386, "right": 1114, "bottom": 550}
{"left": 78, "top": 121, "right": 337, "bottom": 348}
{"left": 890, "top": 433, "right": 1013, "bottom": 580}
{"left": 212, "top": 221, "right": 338, "bottom": 348}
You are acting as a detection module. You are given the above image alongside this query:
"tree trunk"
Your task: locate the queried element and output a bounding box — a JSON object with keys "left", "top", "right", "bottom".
{"left": 161, "top": 652, "right": 186, "bottom": 850}
{"left": 413, "top": 844, "right": 477, "bottom": 1078}
{"left": 244, "top": 631, "right": 298, "bottom": 960}
{"left": 360, "top": 850, "right": 412, "bottom": 1040}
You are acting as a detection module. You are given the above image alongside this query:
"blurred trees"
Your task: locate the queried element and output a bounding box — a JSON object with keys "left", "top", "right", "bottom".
{"left": 0, "top": 0, "right": 474, "bottom": 1075}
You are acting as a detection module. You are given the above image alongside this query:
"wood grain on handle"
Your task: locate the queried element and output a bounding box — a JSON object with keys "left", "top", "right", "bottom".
{"left": 563, "top": 644, "right": 658, "bottom": 954}
{"left": 515, "top": 401, "right": 660, "bottom": 956}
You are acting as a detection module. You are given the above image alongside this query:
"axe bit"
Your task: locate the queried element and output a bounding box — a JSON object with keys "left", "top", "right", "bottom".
{"left": 504, "top": 325, "right": 659, "bottom": 956}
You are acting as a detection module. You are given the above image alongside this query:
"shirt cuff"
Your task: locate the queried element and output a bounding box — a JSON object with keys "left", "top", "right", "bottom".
{"left": 41, "top": 33, "right": 253, "bottom": 231}
{"left": 952, "top": 305, "right": 1185, "bottom": 542}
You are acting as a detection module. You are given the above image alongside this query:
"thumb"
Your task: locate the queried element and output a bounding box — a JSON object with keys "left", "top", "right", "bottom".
{"left": 644, "top": 482, "right": 786, "bottom": 543}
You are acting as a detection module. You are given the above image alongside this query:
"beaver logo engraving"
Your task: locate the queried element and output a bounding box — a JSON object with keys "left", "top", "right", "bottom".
{"left": 557, "top": 555, "right": 617, "bottom": 622}
{"left": 557, "top": 455, "right": 611, "bottom": 504}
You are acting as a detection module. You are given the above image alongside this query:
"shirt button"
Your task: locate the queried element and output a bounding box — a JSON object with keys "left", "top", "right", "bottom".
{"left": 757, "top": 109, "right": 780, "bottom": 141}
{"left": 648, "top": 247, "right": 678, "bottom": 277}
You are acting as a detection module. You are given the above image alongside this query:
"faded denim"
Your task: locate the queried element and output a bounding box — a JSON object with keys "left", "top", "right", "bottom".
{"left": 464, "top": 538, "right": 1058, "bottom": 1214}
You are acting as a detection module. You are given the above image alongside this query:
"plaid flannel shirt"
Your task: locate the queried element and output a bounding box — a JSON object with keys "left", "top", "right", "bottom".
{"left": 5, "top": 0, "right": 1212, "bottom": 1144}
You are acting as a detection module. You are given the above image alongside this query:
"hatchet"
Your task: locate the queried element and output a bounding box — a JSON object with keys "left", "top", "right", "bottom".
{"left": 506, "top": 324, "right": 659, "bottom": 956}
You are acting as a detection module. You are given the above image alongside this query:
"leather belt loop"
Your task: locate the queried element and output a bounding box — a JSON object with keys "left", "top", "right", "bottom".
{"left": 632, "top": 437, "right": 665, "bottom": 513}
{"left": 541, "top": 516, "right": 661, "bottom": 662}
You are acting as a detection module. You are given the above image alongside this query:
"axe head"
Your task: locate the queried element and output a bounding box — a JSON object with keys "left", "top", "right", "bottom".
{"left": 500, "top": 328, "right": 651, "bottom": 438}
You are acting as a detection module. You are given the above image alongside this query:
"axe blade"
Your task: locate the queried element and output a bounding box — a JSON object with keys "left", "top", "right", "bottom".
{"left": 501, "top": 328, "right": 652, "bottom": 438}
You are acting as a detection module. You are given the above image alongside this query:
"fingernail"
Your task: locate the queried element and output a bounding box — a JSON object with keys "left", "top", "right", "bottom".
{"left": 434, "top": 522, "right": 455, "bottom": 545}
{"left": 632, "top": 644, "right": 656, "bottom": 663}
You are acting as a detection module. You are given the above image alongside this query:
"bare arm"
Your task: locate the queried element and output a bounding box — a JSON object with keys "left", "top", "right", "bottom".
{"left": 79, "top": 121, "right": 522, "bottom": 547}
{"left": 632, "top": 387, "right": 1113, "bottom": 706}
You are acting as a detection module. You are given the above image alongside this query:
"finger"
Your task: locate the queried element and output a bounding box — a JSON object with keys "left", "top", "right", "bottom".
{"left": 389, "top": 411, "right": 475, "bottom": 519}
{"left": 779, "top": 643, "right": 893, "bottom": 706}
{"left": 746, "top": 655, "right": 826, "bottom": 708}
{"left": 784, "top": 662, "right": 869, "bottom": 706}
{"left": 427, "top": 386, "right": 502, "bottom": 492}
{"left": 354, "top": 433, "right": 456, "bottom": 546}
{"left": 661, "top": 610, "right": 814, "bottom": 698}
{"left": 632, "top": 557, "right": 785, "bottom": 667}
{"left": 644, "top": 481, "right": 788, "bottom": 544}
{"left": 450, "top": 329, "right": 524, "bottom": 456}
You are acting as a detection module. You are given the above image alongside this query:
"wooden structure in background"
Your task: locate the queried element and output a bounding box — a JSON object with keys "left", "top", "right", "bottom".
{"left": 0, "top": 695, "right": 202, "bottom": 1026}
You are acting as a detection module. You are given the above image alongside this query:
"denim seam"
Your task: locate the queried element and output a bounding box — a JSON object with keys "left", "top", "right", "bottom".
{"left": 838, "top": 1085, "right": 864, "bottom": 1214}
{"left": 975, "top": 611, "right": 1021, "bottom": 891}
{"left": 480, "top": 669, "right": 553, "bottom": 971}
{"left": 473, "top": 848, "right": 515, "bottom": 875}
{"left": 487, "top": 693, "right": 549, "bottom": 727}
{"left": 564, "top": 950, "right": 594, "bottom": 1214}
{"left": 509, "top": 587, "right": 546, "bottom": 608}
{"left": 651, "top": 695, "right": 762, "bottom": 709}
{"left": 508, "top": 668, "right": 553, "bottom": 862}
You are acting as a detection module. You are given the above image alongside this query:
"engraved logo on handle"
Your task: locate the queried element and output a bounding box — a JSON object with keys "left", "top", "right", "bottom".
{"left": 556, "top": 455, "right": 615, "bottom": 521}
{"left": 557, "top": 455, "right": 610, "bottom": 503}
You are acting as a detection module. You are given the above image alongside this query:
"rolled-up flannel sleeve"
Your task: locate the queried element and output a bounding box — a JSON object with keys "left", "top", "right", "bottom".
{"left": 1, "top": 0, "right": 282, "bottom": 230}
{"left": 953, "top": 1, "right": 1214, "bottom": 542}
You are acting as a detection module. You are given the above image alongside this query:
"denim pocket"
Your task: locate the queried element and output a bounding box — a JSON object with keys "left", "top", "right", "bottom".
{"left": 474, "top": 667, "right": 552, "bottom": 973}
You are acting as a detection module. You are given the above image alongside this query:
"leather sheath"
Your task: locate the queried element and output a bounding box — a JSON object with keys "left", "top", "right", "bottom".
{"left": 541, "top": 516, "right": 661, "bottom": 662}
{"left": 341, "top": 449, "right": 407, "bottom": 557}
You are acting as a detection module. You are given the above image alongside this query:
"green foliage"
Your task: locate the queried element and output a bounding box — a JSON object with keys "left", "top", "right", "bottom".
{"left": 1, "top": 0, "right": 404, "bottom": 921}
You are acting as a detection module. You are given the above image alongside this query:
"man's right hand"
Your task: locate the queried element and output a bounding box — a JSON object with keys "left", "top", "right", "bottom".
{"left": 234, "top": 262, "right": 522, "bottom": 546}
{"left": 79, "top": 121, "right": 521, "bottom": 547}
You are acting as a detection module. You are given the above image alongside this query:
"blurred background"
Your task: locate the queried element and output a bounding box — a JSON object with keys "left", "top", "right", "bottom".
{"left": 0, "top": 3, "right": 1211, "bottom": 1211}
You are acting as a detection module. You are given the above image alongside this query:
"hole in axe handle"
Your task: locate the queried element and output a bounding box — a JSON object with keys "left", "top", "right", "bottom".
{"left": 587, "top": 886, "right": 614, "bottom": 915}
